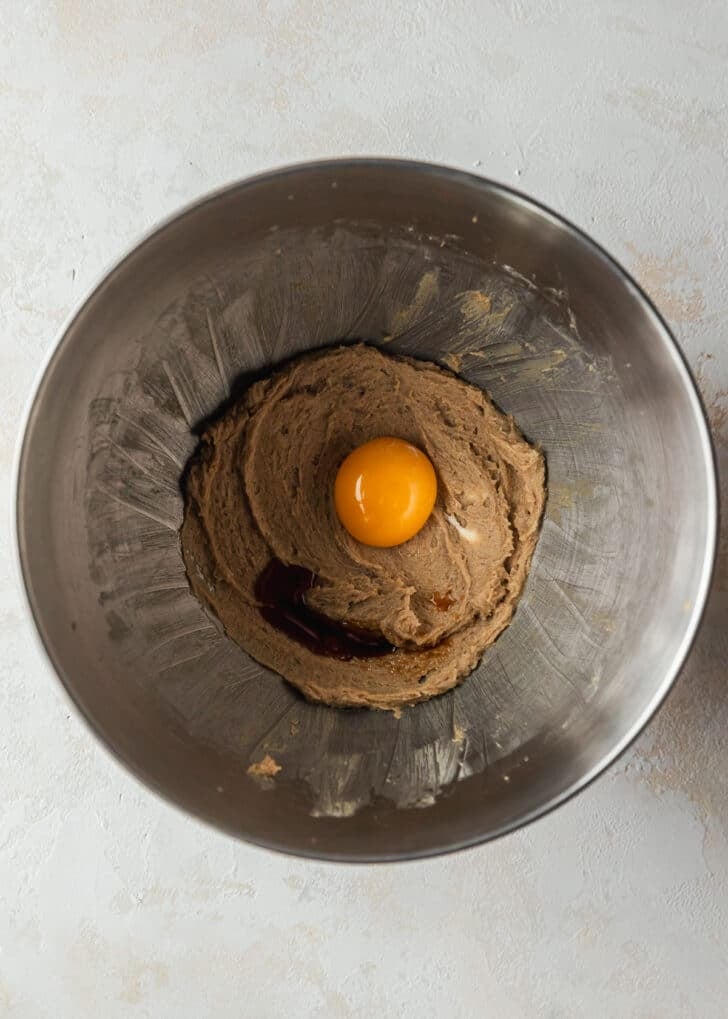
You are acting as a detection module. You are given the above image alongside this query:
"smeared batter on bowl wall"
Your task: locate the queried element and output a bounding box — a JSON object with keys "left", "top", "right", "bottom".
{"left": 180, "top": 344, "right": 546, "bottom": 710}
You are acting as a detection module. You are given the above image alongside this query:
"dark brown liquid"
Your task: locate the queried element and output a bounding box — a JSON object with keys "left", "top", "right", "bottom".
{"left": 254, "top": 558, "right": 396, "bottom": 660}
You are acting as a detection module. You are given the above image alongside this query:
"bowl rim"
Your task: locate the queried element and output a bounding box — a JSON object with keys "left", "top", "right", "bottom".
{"left": 13, "top": 156, "right": 720, "bottom": 863}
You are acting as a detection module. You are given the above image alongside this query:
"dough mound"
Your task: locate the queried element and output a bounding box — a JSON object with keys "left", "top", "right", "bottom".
{"left": 181, "top": 344, "right": 545, "bottom": 710}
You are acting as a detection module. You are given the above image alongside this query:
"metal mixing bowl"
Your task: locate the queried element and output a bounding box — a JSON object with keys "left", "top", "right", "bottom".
{"left": 16, "top": 159, "right": 717, "bottom": 861}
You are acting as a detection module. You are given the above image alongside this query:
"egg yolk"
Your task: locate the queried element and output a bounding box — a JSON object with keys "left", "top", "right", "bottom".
{"left": 334, "top": 437, "right": 437, "bottom": 548}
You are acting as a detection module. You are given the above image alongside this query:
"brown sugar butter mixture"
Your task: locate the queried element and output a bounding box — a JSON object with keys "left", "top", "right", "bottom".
{"left": 181, "top": 344, "right": 546, "bottom": 711}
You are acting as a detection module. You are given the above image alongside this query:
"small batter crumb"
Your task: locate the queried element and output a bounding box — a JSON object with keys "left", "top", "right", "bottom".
{"left": 452, "top": 724, "right": 466, "bottom": 745}
{"left": 247, "top": 754, "right": 282, "bottom": 778}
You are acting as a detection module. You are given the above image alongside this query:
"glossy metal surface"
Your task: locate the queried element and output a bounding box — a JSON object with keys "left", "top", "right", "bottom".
{"left": 16, "top": 160, "right": 717, "bottom": 860}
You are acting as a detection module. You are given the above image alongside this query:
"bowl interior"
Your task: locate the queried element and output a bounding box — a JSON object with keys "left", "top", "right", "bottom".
{"left": 17, "top": 161, "right": 715, "bottom": 860}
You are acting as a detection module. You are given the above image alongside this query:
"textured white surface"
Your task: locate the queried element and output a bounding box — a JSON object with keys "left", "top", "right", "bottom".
{"left": 2, "top": 2, "right": 727, "bottom": 1016}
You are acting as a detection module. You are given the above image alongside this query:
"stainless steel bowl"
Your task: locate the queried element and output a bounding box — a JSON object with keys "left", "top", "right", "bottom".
{"left": 16, "top": 159, "right": 717, "bottom": 861}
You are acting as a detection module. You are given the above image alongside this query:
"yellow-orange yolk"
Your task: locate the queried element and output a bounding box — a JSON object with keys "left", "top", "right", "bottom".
{"left": 334, "top": 437, "right": 437, "bottom": 548}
